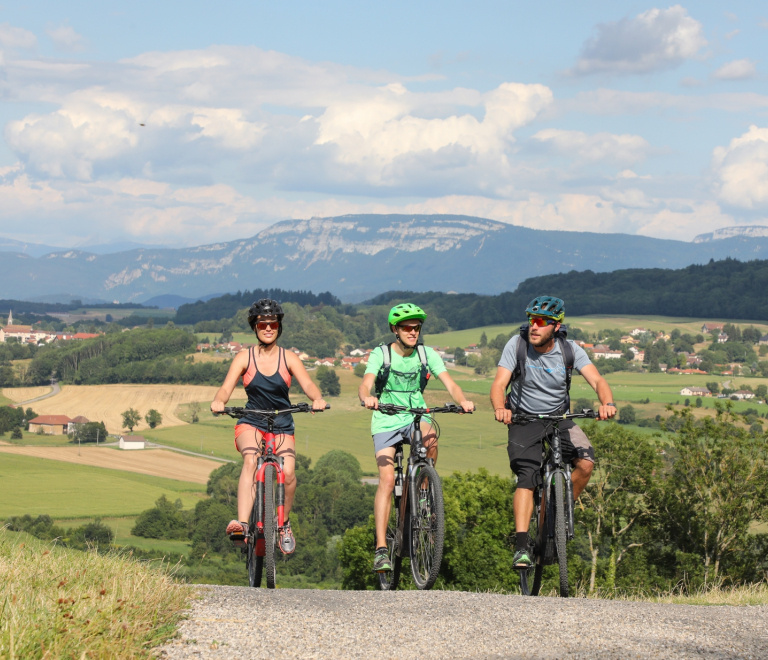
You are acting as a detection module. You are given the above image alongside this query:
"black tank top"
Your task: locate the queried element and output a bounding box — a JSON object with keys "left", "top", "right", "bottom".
{"left": 237, "top": 346, "right": 294, "bottom": 434}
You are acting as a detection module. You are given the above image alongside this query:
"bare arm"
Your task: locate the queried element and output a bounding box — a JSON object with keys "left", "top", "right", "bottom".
{"left": 490, "top": 366, "right": 513, "bottom": 424}
{"left": 436, "top": 371, "right": 474, "bottom": 412}
{"left": 211, "top": 350, "right": 249, "bottom": 412}
{"left": 285, "top": 352, "right": 327, "bottom": 411}
{"left": 578, "top": 364, "right": 616, "bottom": 420}
{"left": 359, "top": 372, "right": 378, "bottom": 409}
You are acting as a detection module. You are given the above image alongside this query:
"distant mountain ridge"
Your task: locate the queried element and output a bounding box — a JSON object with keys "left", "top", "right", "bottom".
{"left": 694, "top": 225, "right": 768, "bottom": 242}
{"left": 4, "top": 214, "right": 768, "bottom": 302}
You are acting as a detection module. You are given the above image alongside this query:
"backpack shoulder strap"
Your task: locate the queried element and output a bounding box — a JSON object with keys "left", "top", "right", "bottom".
{"left": 513, "top": 325, "right": 529, "bottom": 384}
{"left": 374, "top": 342, "right": 394, "bottom": 398}
{"left": 416, "top": 342, "right": 431, "bottom": 392}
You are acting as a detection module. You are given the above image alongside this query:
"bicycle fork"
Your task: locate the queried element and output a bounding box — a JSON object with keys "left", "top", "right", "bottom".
{"left": 254, "top": 456, "right": 286, "bottom": 534}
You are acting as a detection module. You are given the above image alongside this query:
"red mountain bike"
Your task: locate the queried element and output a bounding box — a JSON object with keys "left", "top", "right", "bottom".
{"left": 217, "top": 402, "right": 329, "bottom": 588}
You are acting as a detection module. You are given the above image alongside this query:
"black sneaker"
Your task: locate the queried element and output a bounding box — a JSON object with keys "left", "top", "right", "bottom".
{"left": 513, "top": 549, "right": 533, "bottom": 568}
{"left": 373, "top": 547, "right": 393, "bottom": 572}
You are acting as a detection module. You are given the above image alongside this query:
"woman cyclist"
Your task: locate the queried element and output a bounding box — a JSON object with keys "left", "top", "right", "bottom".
{"left": 211, "top": 298, "right": 326, "bottom": 554}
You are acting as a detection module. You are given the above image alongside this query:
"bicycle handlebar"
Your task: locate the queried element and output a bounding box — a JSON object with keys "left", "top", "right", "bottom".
{"left": 214, "top": 403, "right": 330, "bottom": 419}
{"left": 359, "top": 401, "right": 474, "bottom": 415}
{"left": 512, "top": 409, "right": 598, "bottom": 423}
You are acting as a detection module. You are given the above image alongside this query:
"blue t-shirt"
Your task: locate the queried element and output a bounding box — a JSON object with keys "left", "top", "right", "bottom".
{"left": 498, "top": 336, "right": 592, "bottom": 414}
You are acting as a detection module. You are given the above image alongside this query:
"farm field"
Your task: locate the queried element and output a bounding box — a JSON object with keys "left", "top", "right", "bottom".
{"left": 57, "top": 516, "right": 192, "bottom": 555}
{"left": 425, "top": 314, "right": 768, "bottom": 348}
{"left": 0, "top": 453, "right": 205, "bottom": 518}
{"left": 0, "top": 446, "right": 222, "bottom": 483}
{"left": 7, "top": 384, "right": 227, "bottom": 433}
{"left": 2, "top": 386, "right": 52, "bottom": 403}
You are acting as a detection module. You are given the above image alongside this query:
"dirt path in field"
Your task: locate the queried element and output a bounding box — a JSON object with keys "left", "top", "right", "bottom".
{"left": 0, "top": 446, "right": 220, "bottom": 483}
{"left": 159, "top": 587, "right": 768, "bottom": 659}
{"left": 2, "top": 385, "right": 55, "bottom": 404}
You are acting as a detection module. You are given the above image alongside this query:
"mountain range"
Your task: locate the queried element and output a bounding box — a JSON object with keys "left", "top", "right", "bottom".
{"left": 4, "top": 215, "right": 768, "bottom": 303}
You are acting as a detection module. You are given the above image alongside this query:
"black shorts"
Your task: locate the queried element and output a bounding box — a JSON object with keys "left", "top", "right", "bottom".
{"left": 507, "top": 419, "right": 595, "bottom": 490}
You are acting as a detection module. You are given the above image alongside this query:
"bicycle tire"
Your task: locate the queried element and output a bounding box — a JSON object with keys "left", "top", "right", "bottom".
{"left": 247, "top": 496, "right": 263, "bottom": 588}
{"left": 554, "top": 472, "right": 569, "bottom": 597}
{"left": 264, "top": 464, "right": 277, "bottom": 589}
{"left": 409, "top": 465, "right": 444, "bottom": 590}
{"left": 519, "top": 489, "right": 543, "bottom": 596}
{"left": 377, "top": 494, "right": 403, "bottom": 591}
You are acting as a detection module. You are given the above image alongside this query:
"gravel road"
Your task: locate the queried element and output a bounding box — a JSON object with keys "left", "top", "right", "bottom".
{"left": 158, "top": 586, "right": 768, "bottom": 659}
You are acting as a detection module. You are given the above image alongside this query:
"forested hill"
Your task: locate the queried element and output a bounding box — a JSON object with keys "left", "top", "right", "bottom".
{"left": 175, "top": 289, "right": 340, "bottom": 324}
{"left": 367, "top": 258, "right": 768, "bottom": 329}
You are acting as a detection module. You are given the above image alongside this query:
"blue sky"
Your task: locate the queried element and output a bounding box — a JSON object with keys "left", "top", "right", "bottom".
{"left": 1, "top": 1, "right": 766, "bottom": 247}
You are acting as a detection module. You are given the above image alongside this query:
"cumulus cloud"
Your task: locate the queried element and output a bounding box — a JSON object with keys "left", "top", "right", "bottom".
{"left": 567, "top": 5, "right": 707, "bottom": 76}
{"left": 529, "top": 129, "right": 652, "bottom": 166}
{"left": 712, "top": 125, "right": 768, "bottom": 209}
{"left": 711, "top": 59, "right": 756, "bottom": 81}
{"left": 46, "top": 24, "right": 85, "bottom": 52}
{"left": 0, "top": 22, "right": 37, "bottom": 49}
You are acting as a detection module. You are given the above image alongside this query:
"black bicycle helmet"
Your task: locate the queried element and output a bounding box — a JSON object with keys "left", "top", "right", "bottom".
{"left": 247, "top": 298, "right": 285, "bottom": 340}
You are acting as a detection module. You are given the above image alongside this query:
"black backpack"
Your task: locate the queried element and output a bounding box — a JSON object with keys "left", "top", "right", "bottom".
{"left": 374, "top": 339, "right": 430, "bottom": 398}
{"left": 506, "top": 324, "right": 575, "bottom": 413}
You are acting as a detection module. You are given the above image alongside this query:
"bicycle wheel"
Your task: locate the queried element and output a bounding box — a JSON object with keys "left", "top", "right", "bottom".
{"left": 264, "top": 464, "right": 277, "bottom": 589}
{"left": 410, "top": 465, "right": 444, "bottom": 590}
{"left": 553, "top": 472, "right": 569, "bottom": 597}
{"left": 247, "top": 497, "right": 263, "bottom": 588}
{"left": 519, "top": 489, "right": 543, "bottom": 596}
{"left": 377, "top": 494, "right": 403, "bottom": 591}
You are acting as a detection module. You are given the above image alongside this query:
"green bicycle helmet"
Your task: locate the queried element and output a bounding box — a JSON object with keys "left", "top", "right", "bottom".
{"left": 388, "top": 303, "right": 427, "bottom": 327}
{"left": 525, "top": 296, "right": 565, "bottom": 322}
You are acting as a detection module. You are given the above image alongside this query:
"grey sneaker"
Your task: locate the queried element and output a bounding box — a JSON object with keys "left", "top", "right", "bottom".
{"left": 513, "top": 549, "right": 533, "bottom": 568}
{"left": 279, "top": 520, "right": 296, "bottom": 555}
{"left": 373, "top": 548, "right": 393, "bottom": 573}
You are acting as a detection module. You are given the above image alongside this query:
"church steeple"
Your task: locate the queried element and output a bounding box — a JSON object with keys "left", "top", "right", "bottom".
{"left": 7, "top": 310, "right": 11, "bottom": 326}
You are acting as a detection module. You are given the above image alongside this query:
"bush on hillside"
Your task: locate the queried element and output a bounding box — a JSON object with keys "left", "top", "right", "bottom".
{"left": 317, "top": 366, "right": 341, "bottom": 397}
{"left": 132, "top": 495, "right": 189, "bottom": 540}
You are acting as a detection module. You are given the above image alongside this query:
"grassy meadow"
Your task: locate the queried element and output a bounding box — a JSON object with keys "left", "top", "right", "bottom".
{"left": 0, "top": 453, "right": 206, "bottom": 519}
{"left": 56, "top": 516, "right": 192, "bottom": 555}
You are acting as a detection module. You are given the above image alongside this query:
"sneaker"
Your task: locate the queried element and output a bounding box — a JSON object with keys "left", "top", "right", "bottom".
{"left": 226, "top": 520, "right": 248, "bottom": 548}
{"left": 279, "top": 520, "right": 296, "bottom": 555}
{"left": 373, "top": 547, "right": 393, "bottom": 573}
{"left": 513, "top": 549, "right": 533, "bottom": 568}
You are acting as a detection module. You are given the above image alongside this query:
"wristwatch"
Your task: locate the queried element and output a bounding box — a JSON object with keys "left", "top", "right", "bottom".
{"left": 605, "top": 403, "right": 616, "bottom": 408}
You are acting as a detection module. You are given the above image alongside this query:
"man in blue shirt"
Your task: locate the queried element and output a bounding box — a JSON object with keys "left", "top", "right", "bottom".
{"left": 489, "top": 296, "right": 616, "bottom": 568}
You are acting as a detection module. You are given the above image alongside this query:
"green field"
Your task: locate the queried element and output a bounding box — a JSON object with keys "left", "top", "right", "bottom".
{"left": 2, "top": 429, "right": 82, "bottom": 447}
{"left": 0, "top": 454, "right": 206, "bottom": 518}
{"left": 425, "top": 314, "right": 768, "bottom": 348}
{"left": 58, "top": 516, "right": 192, "bottom": 555}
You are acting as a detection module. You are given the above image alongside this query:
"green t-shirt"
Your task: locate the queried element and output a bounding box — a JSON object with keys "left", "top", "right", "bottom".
{"left": 364, "top": 345, "right": 447, "bottom": 435}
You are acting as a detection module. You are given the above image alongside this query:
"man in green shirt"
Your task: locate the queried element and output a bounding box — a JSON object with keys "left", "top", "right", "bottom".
{"left": 359, "top": 303, "right": 474, "bottom": 572}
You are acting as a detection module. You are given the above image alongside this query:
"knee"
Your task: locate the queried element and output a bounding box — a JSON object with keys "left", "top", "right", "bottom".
{"left": 576, "top": 459, "right": 594, "bottom": 477}
{"left": 283, "top": 465, "right": 296, "bottom": 486}
{"left": 378, "top": 472, "right": 395, "bottom": 492}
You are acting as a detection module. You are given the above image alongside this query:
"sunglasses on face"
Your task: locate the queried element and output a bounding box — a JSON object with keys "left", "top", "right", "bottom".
{"left": 528, "top": 316, "right": 557, "bottom": 328}
{"left": 256, "top": 321, "right": 279, "bottom": 330}
{"left": 397, "top": 323, "right": 422, "bottom": 333}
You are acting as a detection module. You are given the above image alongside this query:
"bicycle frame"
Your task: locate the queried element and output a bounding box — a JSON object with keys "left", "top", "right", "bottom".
{"left": 253, "top": 420, "right": 286, "bottom": 549}
{"left": 541, "top": 425, "right": 576, "bottom": 542}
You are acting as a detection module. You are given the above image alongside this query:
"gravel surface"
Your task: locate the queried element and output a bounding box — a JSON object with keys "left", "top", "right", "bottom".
{"left": 157, "top": 586, "right": 768, "bottom": 659}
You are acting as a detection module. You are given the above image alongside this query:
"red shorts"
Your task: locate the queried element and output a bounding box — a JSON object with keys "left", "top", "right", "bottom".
{"left": 234, "top": 424, "right": 295, "bottom": 453}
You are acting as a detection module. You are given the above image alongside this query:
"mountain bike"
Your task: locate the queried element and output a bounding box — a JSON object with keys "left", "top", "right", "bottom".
{"left": 216, "top": 402, "right": 329, "bottom": 588}
{"left": 513, "top": 409, "right": 597, "bottom": 598}
{"left": 365, "top": 401, "right": 473, "bottom": 591}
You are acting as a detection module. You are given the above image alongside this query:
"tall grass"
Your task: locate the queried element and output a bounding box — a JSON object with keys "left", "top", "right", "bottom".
{"left": 0, "top": 528, "right": 191, "bottom": 659}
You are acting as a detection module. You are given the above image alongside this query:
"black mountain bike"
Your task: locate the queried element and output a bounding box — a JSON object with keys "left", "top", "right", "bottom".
{"left": 366, "top": 402, "right": 472, "bottom": 590}
{"left": 216, "top": 402, "right": 328, "bottom": 588}
{"left": 513, "top": 409, "right": 597, "bottom": 598}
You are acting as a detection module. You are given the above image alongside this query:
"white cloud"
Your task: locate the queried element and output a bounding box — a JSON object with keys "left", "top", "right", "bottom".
{"left": 0, "top": 22, "right": 37, "bottom": 49}
{"left": 725, "top": 29, "right": 740, "bottom": 40}
{"left": 46, "top": 24, "right": 85, "bottom": 52}
{"left": 567, "top": 5, "right": 707, "bottom": 76}
{"left": 530, "top": 129, "right": 652, "bottom": 165}
{"left": 712, "top": 125, "right": 768, "bottom": 209}
{"left": 711, "top": 59, "right": 756, "bottom": 81}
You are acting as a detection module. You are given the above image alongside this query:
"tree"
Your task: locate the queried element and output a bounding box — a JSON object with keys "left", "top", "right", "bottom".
{"left": 756, "top": 385, "right": 768, "bottom": 400}
{"left": 11, "top": 427, "right": 23, "bottom": 440}
{"left": 573, "top": 397, "right": 594, "bottom": 413}
{"left": 454, "top": 347, "right": 466, "bottom": 366}
{"left": 742, "top": 327, "right": 762, "bottom": 344}
{"left": 618, "top": 405, "right": 636, "bottom": 425}
{"left": 105, "top": 313, "right": 113, "bottom": 323}
{"left": 121, "top": 407, "right": 141, "bottom": 432}
{"left": 684, "top": 398, "right": 690, "bottom": 407}
{"left": 353, "top": 362, "right": 366, "bottom": 378}
{"left": 190, "top": 401, "right": 201, "bottom": 423}
{"left": 147, "top": 317, "right": 154, "bottom": 329}
{"left": 72, "top": 421, "right": 108, "bottom": 443}
{"left": 145, "top": 409, "right": 163, "bottom": 429}
{"left": 696, "top": 397, "right": 703, "bottom": 408}
{"left": 577, "top": 422, "right": 660, "bottom": 593}
{"left": 132, "top": 495, "right": 189, "bottom": 540}
{"left": 657, "top": 407, "right": 768, "bottom": 584}
{"left": 316, "top": 366, "right": 341, "bottom": 397}
{"left": 706, "top": 381, "right": 720, "bottom": 394}
{"left": 479, "top": 331, "right": 487, "bottom": 348}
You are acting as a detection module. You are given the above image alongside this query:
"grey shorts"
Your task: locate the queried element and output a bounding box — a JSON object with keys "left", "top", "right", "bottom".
{"left": 372, "top": 424, "right": 416, "bottom": 454}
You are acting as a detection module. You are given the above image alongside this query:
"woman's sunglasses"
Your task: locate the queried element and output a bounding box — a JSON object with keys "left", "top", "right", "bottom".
{"left": 397, "top": 323, "right": 422, "bottom": 333}
{"left": 528, "top": 316, "right": 557, "bottom": 328}
{"left": 256, "top": 321, "right": 279, "bottom": 330}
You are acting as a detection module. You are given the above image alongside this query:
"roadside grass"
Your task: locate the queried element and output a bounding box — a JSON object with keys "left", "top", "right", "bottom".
{"left": 0, "top": 390, "right": 14, "bottom": 407}
{"left": 0, "top": 454, "right": 206, "bottom": 519}
{"left": 1, "top": 429, "right": 79, "bottom": 447}
{"left": 56, "top": 517, "right": 192, "bottom": 555}
{"left": 0, "top": 528, "right": 190, "bottom": 659}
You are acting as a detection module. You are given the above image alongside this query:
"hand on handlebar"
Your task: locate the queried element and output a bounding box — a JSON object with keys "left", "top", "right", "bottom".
{"left": 460, "top": 400, "right": 475, "bottom": 414}
{"left": 495, "top": 407, "right": 512, "bottom": 425}
{"left": 597, "top": 404, "right": 617, "bottom": 421}
{"left": 311, "top": 398, "right": 328, "bottom": 413}
{"left": 210, "top": 400, "right": 225, "bottom": 414}
{"left": 362, "top": 396, "right": 379, "bottom": 410}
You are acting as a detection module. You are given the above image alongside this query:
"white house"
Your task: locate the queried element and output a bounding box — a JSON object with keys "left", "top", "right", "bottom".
{"left": 119, "top": 435, "right": 146, "bottom": 450}
{"left": 732, "top": 390, "right": 755, "bottom": 400}
{"left": 760, "top": 335, "right": 768, "bottom": 345}
{"left": 630, "top": 328, "right": 647, "bottom": 336}
{"left": 349, "top": 348, "right": 366, "bottom": 357}
{"left": 680, "top": 387, "right": 711, "bottom": 397}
